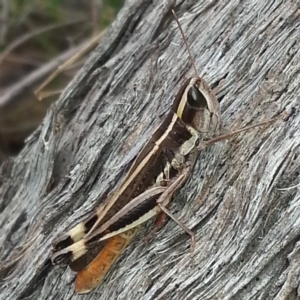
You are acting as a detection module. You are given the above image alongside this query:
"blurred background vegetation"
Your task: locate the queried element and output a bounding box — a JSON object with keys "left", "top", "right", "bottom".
{"left": 0, "top": 0, "right": 123, "bottom": 163}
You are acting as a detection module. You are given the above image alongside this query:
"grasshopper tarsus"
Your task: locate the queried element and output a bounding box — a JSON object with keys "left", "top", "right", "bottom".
{"left": 189, "top": 233, "right": 196, "bottom": 253}
{"left": 143, "top": 212, "right": 167, "bottom": 244}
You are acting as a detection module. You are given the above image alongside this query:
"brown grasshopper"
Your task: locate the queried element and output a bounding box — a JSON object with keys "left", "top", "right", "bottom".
{"left": 51, "top": 72, "right": 220, "bottom": 292}
{"left": 50, "top": 9, "right": 276, "bottom": 293}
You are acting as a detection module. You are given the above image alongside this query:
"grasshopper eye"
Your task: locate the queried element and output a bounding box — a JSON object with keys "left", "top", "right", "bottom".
{"left": 187, "top": 85, "right": 207, "bottom": 109}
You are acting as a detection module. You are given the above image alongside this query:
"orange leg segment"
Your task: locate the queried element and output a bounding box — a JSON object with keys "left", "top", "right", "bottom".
{"left": 75, "top": 228, "right": 138, "bottom": 294}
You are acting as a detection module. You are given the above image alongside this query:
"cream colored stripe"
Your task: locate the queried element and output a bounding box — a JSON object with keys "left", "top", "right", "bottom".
{"left": 114, "top": 113, "right": 178, "bottom": 196}
{"left": 176, "top": 90, "right": 188, "bottom": 118}
{"left": 88, "top": 186, "right": 166, "bottom": 240}
{"left": 89, "top": 113, "right": 179, "bottom": 234}
{"left": 69, "top": 223, "right": 86, "bottom": 242}
{"left": 71, "top": 240, "right": 87, "bottom": 261}
{"left": 99, "top": 206, "right": 161, "bottom": 241}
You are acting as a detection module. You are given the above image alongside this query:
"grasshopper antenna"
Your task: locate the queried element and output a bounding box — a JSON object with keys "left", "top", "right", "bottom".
{"left": 172, "top": 9, "right": 199, "bottom": 77}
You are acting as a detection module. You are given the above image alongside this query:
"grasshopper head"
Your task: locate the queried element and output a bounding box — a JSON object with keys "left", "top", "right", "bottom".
{"left": 174, "top": 77, "right": 220, "bottom": 137}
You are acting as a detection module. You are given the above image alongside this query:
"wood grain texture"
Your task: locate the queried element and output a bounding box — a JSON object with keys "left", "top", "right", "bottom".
{"left": 1, "top": 0, "right": 300, "bottom": 299}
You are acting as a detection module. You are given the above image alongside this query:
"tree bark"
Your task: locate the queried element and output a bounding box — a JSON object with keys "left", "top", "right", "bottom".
{"left": 1, "top": 0, "right": 300, "bottom": 299}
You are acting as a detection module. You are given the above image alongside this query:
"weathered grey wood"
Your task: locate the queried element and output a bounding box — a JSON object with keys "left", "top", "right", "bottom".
{"left": 1, "top": 0, "right": 300, "bottom": 299}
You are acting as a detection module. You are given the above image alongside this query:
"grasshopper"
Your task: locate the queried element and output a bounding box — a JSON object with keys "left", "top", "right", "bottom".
{"left": 51, "top": 72, "right": 220, "bottom": 292}
{"left": 50, "top": 9, "right": 276, "bottom": 293}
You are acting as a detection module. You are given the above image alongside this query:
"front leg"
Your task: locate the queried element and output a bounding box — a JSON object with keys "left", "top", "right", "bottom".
{"left": 155, "top": 167, "right": 196, "bottom": 252}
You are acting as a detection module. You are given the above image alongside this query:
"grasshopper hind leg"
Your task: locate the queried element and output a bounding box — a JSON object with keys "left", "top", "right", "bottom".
{"left": 75, "top": 228, "right": 138, "bottom": 294}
